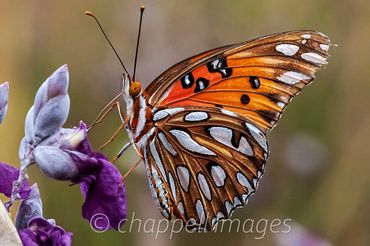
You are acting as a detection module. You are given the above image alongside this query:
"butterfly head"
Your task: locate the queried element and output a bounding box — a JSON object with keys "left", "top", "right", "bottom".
{"left": 129, "top": 81, "right": 142, "bottom": 97}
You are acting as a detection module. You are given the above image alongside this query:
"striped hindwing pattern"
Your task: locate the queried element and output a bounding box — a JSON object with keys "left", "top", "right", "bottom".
{"left": 144, "top": 107, "right": 268, "bottom": 230}
{"left": 145, "top": 31, "right": 331, "bottom": 132}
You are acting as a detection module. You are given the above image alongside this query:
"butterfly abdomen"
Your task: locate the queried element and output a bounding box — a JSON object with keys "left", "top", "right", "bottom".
{"left": 143, "top": 138, "right": 175, "bottom": 220}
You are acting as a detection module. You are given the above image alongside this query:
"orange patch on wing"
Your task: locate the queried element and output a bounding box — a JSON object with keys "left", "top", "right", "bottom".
{"left": 160, "top": 65, "right": 222, "bottom": 106}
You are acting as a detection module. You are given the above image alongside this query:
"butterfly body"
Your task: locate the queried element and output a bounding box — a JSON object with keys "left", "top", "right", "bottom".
{"left": 123, "top": 30, "right": 331, "bottom": 230}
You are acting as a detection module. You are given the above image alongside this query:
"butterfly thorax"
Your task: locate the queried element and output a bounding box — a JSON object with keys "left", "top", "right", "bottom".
{"left": 123, "top": 76, "right": 154, "bottom": 151}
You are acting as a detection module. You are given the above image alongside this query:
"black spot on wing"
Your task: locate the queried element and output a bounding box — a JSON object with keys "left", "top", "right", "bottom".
{"left": 195, "top": 78, "right": 210, "bottom": 93}
{"left": 206, "top": 58, "right": 232, "bottom": 78}
{"left": 249, "top": 76, "right": 260, "bottom": 89}
{"left": 181, "top": 73, "right": 195, "bottom": 89}
{"left": 240, "top": 94, "right": 250, "bottom": 105}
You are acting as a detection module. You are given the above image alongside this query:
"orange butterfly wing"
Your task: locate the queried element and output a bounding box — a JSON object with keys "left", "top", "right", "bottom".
{"left": 141, "top": 30, "right": 331, "bottom": 230}
{"left": 145, "top": 30, "right": 331, "bottom": 132}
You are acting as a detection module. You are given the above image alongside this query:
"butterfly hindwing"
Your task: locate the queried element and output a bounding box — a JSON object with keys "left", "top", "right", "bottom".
{"left": 144, "top": 107, "right": 268, "bottom": 230}
{"left": 145, "top": 30, "right": 331, "bottom": 132}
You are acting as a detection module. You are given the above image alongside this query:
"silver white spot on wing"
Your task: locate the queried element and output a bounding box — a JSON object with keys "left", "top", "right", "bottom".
{"left": 277, "top": 71, "right": 310, "bottom": 84}
{"left": 184, "top": 111, "right": 209, "bottom": 122}
{"left": 220, "top": 108, "right": 238, "bottom": 117}
{"left": 319, "top": 32, "right": 329, "bottom": 39}
{"left": 198, "top": 173, "right": 212, "bottom": 200}
{"left": 245, "top": 123, "right": 268, "bottom": 152}
{"left": 225, "top": 201, "right": 234, "bottom": 216}
{"left": 158, "top": 132, "right": 177, "bottom": 156}
{"left": 176, "top": 166, "right": 190, "bottom": 192}
{"left": 149, "top": 140, "right": 167, "bottom": 182}
{"left": 209, "top": 126, "right": 253, "bottom": 156}
{"left": 301, "top": 34, "right": 311, "bottom": 39}
{"left": 234, "top": 197, "right": 242, "bottom": 207}
{"left": 211, "top": 217, "right": 217, "bottom": 228}
{"left": 153, "top": 107, "right": 184, "bottom": 121}
{"left": 257, "top": 170, "right": 263, "bottom": 178}
{"left": 301, "top": 39, "right": 307, "bottom": 44}
{"left": 169, "top": 129, "right": 216, "bottom": 156}
{"left": 198, "top": 81, "right": 206, "bottom": 91}
{"left": 216, "top": 211, "right": 225, "bottom": 220}
{"left": 301, "top": 52, "right": 327, "bottom": 65}
{"left": 242, "top": 194, "right": 250, "bottom": 204}
{"left": 275, "top": 44, "right": 299, "bottom": 56}
{"left": 177, "top": 201, "right": 185, "bottom": 214}
{"left": 253, "top": 178, "right": 258, "bottom": 188}
{"left": 320, "top": 44, "right": 330, "bottom": 52}
{"left": 236, "top": 172, "right": 255, "bottom": 194}
{"left": 277, "top": 102, "right": 285, "bottom": 109}
{"left": 210, "top": 165, "right": 227, "bottom": 187}
{"left": 168, "top": 172, "right": 177, "bottom": 201}
{"left": 196, "top": 200, "right": 206, "bottom": 224}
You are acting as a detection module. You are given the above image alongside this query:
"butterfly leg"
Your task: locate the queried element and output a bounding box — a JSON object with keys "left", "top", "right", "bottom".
{"left": 111, "top": 141, "right": 132, "bottom": 163}
{"left": 88, "top": 91, "right": 124, "bottom": 132}
{"left": 98, "top": 122, "right": 125, "bottom": 151}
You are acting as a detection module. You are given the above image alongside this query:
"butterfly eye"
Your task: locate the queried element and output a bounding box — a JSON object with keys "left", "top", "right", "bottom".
{"left": 129, "top": 81, "right": 142, "bottom": 97}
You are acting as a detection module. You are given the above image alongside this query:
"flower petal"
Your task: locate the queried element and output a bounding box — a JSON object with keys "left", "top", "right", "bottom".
{"left": 15, "top": 184, "right": 43, "bottom": 230}
{"left": 74, "top": 122, "right": 93, "bottom": 154}
{"left": 34, "top": 95, "right": 70, "bottom": 141}
{"left": 0, "top": 162, "right": 30, "bottom": 199}
{"left": 33, "top": 65, "right": 69, "bottom": 120}
{"left": 33, "top": 146, "right": 78, "bottom": 180}
{"left": 19, "top": 217, "right": 73, "bottom": 246}
{"left": 80, "top": 155, "right": 127, "bottom": 231}
{"left": 24, "top": 107, "right": 35, "bottom": 142}
{"left": 0, "top": 81, "right": 9, "bottom": 124}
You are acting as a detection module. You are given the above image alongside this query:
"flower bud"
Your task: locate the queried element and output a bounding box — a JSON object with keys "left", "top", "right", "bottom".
{"left": 33, "top": 146, "right": 79, "bottom": 180}
{"left": 0, "top": 82, "right": 9, "bottom": 124}
{"left": 15, "top": 184, "right": 43, "bottom": 230}
{"left": 31, "top": 65, "right": 70, "bottom": 142}
{"left": 24, "top": 107, "right": 35, "bottom": 142}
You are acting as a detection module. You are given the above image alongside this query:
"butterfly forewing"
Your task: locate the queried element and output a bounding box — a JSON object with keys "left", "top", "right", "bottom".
{"left": 145, "top": 30, "right": 331, "bottom": 132}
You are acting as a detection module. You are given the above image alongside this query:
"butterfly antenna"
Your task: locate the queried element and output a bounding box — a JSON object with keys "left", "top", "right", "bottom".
{"left": 85, "top": 11, "right": 129, "bottom": 75}
{"left": 133, "top": 6, "right": 145, "bottom": 81}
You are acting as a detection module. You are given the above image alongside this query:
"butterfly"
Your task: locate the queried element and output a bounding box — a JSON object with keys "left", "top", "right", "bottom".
{"left": 122, "top": 30, "right": 331, "bottom": 230}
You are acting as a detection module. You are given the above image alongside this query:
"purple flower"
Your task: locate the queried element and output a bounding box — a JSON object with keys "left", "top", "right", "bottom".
{"left": 0, "top": 81, "right": 9, "bottom": 124}
{"left": 34, "top": 122, "right": 127, "bottom": 231}
{"left": 0, "top": 162, "right": 30, "bottom": 199}
{"left": 15, "top": 184, "right": 43, "bottom": 230}
{"left": 16, "top": 185, "right": 73, "bottom": 246}
{"left": 0, "top": 163, "right": 72, "bottom": 245}
{"left": 17, "top": 65, "right": 127, "bottom": 231}
{"left": 19, "top": 218, "right": 73, "bottom": 246}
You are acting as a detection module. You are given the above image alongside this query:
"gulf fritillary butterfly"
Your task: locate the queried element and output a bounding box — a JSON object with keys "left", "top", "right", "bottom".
{"left": 122, "top": 30, "right": 331, "bottom": 230}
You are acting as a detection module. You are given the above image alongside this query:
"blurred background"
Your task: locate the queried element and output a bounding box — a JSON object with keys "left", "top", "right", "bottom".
{"left": 0, "top": 0, "right": 369, "bottom": 245}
